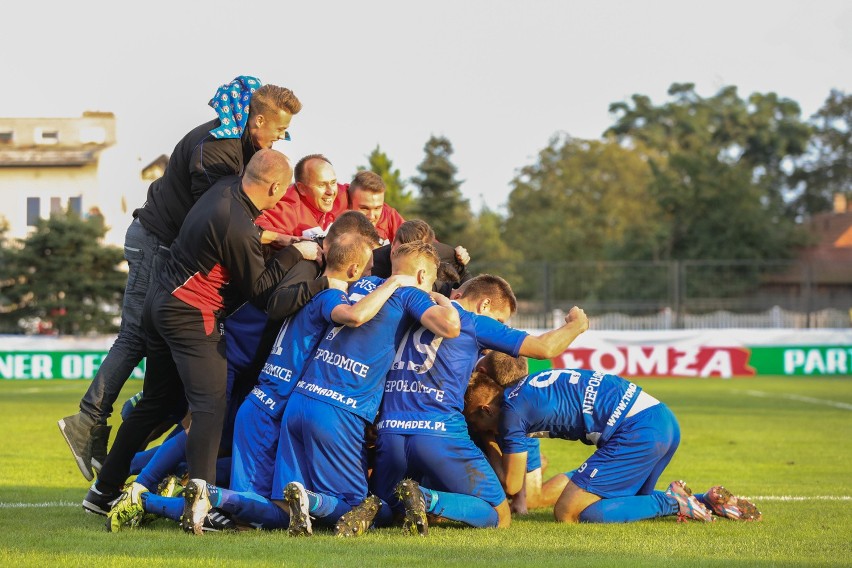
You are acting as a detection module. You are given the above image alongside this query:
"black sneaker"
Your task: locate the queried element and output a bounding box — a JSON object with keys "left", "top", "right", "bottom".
{"left": 284, "top": 481, "right": 313, "bottom": 536}
{"left": 82, "top": 482, "right": 121, "bottom": 516}
{"left": 58, "top": 412, "right": 96, "bottom": 481}
{"left": 89, "top": 424, "right": 112, "bottom": 474}
{"left": 202, "top": 508, "right": 237, "bottom": 532}
{"left": 334, "top": 495, "right": 382, "bottom": 537}
{"left": 395, "top": 479, "right": 428, "bottom": 536}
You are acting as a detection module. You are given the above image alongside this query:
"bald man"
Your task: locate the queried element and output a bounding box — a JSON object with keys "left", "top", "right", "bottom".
{"left": 86, "top": 149, "right": 298, "bottom": 515}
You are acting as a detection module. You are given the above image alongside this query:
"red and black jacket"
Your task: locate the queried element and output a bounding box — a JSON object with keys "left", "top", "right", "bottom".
{"left": 157, "top": 175, "right": 285, "bottom": 334}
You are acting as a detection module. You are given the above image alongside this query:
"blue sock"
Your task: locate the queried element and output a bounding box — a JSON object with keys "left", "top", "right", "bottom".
{"left": 211, "top": 486, "right": 289, "bottom": 529}
{"left": 135, "top": 430, "right": 187, "bottom": 489}
{"left": 693, "top": 492, "right": 714, "bottom": 509}
{"left": 374, "top": 498, "right": 394, "bottom": 527}
{"left": 422, "top": 488, "right": 498, "bottom": 528}
{"left": 141, "top": 493, "right": 183, "bottom": 521}
{"left": 129, "top": 446, "right": 159, "bottom": 476}
{"left": 578, "top": 491, "right": 678, "bottom": 523}
{"left": 305, "top": 489, "right": 351, "bottom": 527}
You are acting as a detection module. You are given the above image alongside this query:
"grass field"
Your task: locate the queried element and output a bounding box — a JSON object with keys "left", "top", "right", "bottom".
{"left": 1, "top": 376, "right": 851, "bottom": 567}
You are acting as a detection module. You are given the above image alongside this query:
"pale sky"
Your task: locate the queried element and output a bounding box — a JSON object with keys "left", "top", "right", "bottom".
{"left": 4, "top": 0, "right": 851, "bottom": 213}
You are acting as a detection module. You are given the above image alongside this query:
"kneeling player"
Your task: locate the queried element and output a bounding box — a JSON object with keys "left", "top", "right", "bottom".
{"left": 464, "top": 368, "right": 762, "bottom": 524}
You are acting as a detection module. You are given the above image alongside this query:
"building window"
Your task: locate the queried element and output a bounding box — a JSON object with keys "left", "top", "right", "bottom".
{"left": 69, "top": 196, "right": 82, "bottom": 215}
{"left": 0, "top": 130, "right": 12, "bottom": 144}
{"left": 50, "top": 197, "right": 62, "bottom": 215}
{"left": 27, "top": 197, "right": 40, "bottom": 226}
{"left": 35, "top": 128, "right": 59, "bottom": 145}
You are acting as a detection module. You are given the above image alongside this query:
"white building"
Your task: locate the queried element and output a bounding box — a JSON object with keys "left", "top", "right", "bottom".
{"left": 0, "top": 113, "right": 155, "bottom": 247}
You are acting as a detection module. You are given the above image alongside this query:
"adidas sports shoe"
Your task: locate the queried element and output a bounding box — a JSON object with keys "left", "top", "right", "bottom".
{"left": 395, "top": 479, "right": 429, "bottom": 536}
{"left": 702, "top": 486, "right": 762, "bottom": 521}
{"left": 58, "top": 412, "right": 96, "bottom": 481}
{"left": 334, "top": 495, "right": 382, "bottom": 537}
{"left": 284, "top": 481, "right": 313, "bottom": 536}
{"left": 106, "top": 482, "right": 149, "bottom": 532}
{"left": 180, "top": 479, "right": 212, "bottom": 535}
{"left": 666, "top": 480, "right": 714, "bottom": 522}
{"left": 203, "top": 509, "right": 237, "bottom": 532}
{"left": 82, "top": 482, "right": 121, "bottom": 516}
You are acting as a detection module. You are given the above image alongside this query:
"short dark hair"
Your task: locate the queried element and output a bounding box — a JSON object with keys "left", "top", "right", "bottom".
{"left": 393, "top": 219, "right": 435, "bottom": 246}
{"left": 478, "top": 351, "right": 528, "bottom": 386}
{"left": 325, "top": 232, "right": 373, "bottom": 272}
{"left": 250, "top": 84, "right": 302, "bottom": 117}
{"left": 294, "top": 154, "right": 332, "bottom": 184}
{"left": 465, "top": 371, "right": 504, "bottom": 407}
{"left": 326, "top": 210, "right": 381, "bottom": 248}
{"left": 458, "top": 274, "right": 518, "bottom": 314}
{"left": 349, "top": 170, "right": 386, "bottom": 195}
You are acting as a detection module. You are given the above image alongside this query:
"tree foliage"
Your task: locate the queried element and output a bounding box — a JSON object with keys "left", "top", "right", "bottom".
{"left": 412, "top": 136, "right": 471, "bottom": 244}
{"left": 791, "top": 89, "right": 852, "bottom": 216}
{"left": 505, "top": 135, "right": 661, "bottom": 262}
{"left": 606, "top": 82, "right": 810, "bottom": 260}
{"left": 0, "top": 210, "right": 126, "bottom": 335}
{"left": 460, "top": 205, "right": 525, "bottom": 291}
{"left": 358, "top": 145, "right": 415, "bottom": 217}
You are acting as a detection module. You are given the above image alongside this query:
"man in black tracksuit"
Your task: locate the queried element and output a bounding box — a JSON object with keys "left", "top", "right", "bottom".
{"left": 60, "top": 83, "right": 303, "bottom": 483}
{"left": 91, "top": 149, "right": 299, "bottom": 502}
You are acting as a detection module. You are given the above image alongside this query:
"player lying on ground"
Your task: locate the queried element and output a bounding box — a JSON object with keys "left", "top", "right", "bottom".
{"left": 463, "top": 366, "right": 762, "bottom": 524}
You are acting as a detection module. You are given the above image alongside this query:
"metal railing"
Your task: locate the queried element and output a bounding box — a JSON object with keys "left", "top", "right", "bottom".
{"left": 468, "top": 259, "right": 852, "bottom": 330}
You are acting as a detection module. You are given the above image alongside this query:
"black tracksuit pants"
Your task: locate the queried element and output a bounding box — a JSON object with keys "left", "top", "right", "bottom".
{"left": 97, "top": 283, "right": 227, "bottom": 489}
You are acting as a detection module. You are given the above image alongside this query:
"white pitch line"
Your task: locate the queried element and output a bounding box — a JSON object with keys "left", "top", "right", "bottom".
{"left": 0, "top": 500, "right": 79, "bottom": 508}
{"left": 743, "top": 390, "right": 852, "bottom": 411}
{"left": 746, "top": 496, "right": 851, "bottom": 502}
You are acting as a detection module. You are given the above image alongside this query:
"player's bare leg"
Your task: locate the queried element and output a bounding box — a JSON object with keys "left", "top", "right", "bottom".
{"left": 553, "top": 481, "right": 602, "bottom": 523}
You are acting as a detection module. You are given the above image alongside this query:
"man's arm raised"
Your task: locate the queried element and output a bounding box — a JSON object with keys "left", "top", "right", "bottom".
{"left": 517, "top": 306, "right": 589, "bottom": 360}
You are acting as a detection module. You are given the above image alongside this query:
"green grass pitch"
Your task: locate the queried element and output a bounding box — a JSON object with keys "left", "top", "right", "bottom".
{"left": 1, "top": 376, "right": 850, "bottom": 567}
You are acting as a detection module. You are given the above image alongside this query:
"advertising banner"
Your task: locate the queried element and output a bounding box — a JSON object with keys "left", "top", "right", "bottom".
{"left": 1, "top": 329, "right": 850, "bottom": 379}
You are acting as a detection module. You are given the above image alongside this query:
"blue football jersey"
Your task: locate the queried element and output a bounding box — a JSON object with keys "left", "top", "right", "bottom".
{"left": 378, "top": 302, "right": 527, "bottom": 438}
{"left": 247, "top": 288, "right": 349, "bottom": 419}
{"left": 295, "top": 276, "right": 436, "bottom": 422}
{"left": 500, "top": 369, "right": 643, "bottom": 454}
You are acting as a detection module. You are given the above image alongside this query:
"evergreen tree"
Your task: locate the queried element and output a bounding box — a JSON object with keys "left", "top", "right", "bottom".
{"left": 358, "top": 145, "right": 415, "bottom": 217}
{"left": 0, "top": 209, "right": 126, "bottom": 335}
{"left": 412, "top": 136, "right": 471, "bottom": 244}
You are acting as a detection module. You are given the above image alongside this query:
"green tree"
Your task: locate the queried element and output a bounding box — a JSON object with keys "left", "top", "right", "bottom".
{"left": 358, "top": 145, "right": 415, "bottom": 217}
{"left": 504, "top": 135, "right": 662, "bottom": 262}
{"left": 412, "top": 136, "right": 471, "bottom": 244}
{"left": 460, "top": 205, "right": 525, "bottom": 290}
{"left": 791, "top": 89, "right": 852, "bottom": 216}
{"left": 0, "top": 217, "right": 17, "bottom": 333}
{"left": 0, "top": 209, "right": 126, "bottom": 335}
{"left": 607, "top": 82, "right": 810, "bottom": 260}
{"left": 502, "top": 135, "right": 666, "bottom": 305}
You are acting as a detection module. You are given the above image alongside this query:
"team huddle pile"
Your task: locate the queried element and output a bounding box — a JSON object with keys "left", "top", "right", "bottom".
{"left": 57, "top": 76, "right": 761, "bottom": 537}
